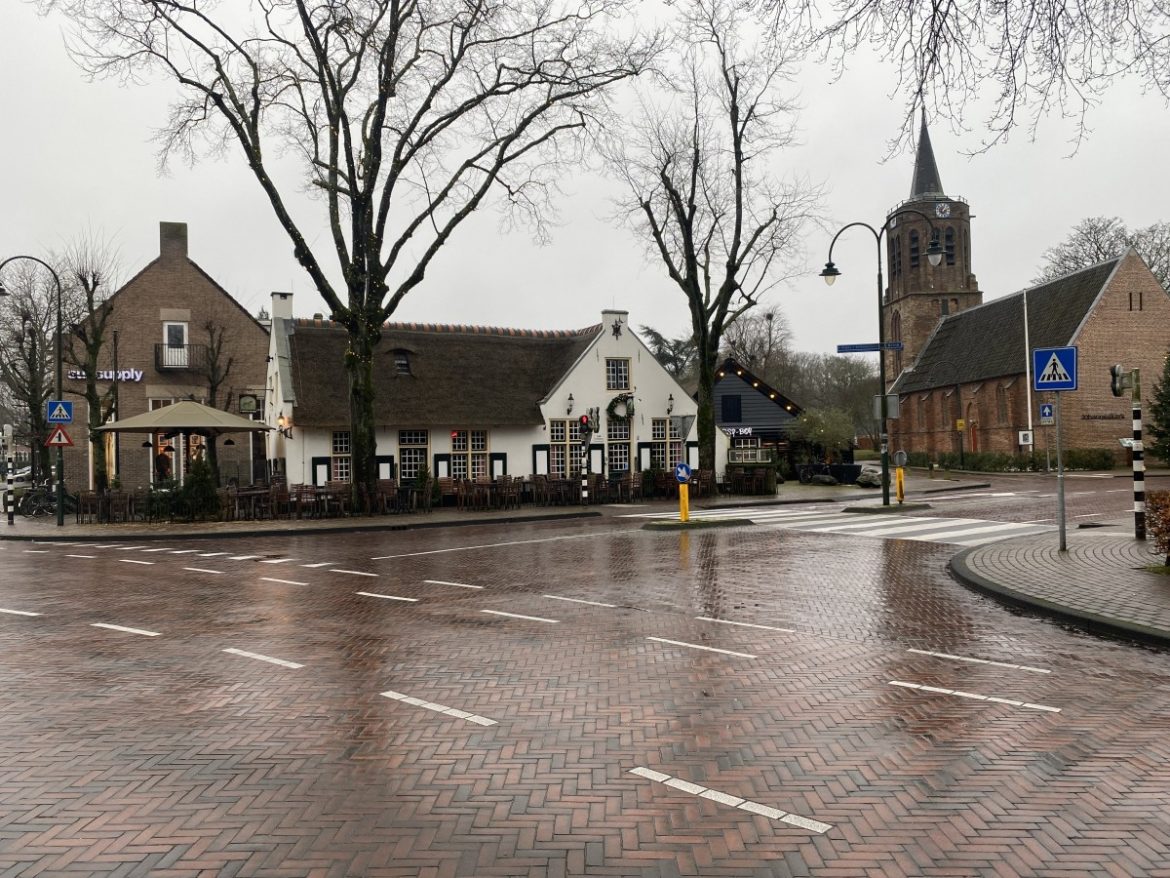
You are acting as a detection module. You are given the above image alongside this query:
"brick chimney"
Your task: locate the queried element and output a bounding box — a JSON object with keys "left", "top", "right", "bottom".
{"left": 270, "top": 291, "right": 293, "bottom": 320}
{"left": 159, "top": 222, "right": 188, "bottom": 262}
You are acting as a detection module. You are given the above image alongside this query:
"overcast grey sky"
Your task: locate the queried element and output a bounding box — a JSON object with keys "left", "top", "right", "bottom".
{"left": 2, "top": 2, "right": 1168, "bottom": 358}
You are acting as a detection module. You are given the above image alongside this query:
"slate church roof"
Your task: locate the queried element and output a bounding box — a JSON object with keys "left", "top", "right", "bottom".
{"left": 910, "top": 112, "right": 945, "bottom": 198}
{"left": 287, "top": 319, "right": 601, "bottom": 427}
{"left": 892, "top": 255, "right": 1124, "bottom": 394}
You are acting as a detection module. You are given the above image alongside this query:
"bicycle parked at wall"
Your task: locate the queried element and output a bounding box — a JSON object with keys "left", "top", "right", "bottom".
{"left": 797, "top": 461, "right": 833, "bottom": 484}
{"left": 18, "top": 480, "right": 77, "bottom": 517}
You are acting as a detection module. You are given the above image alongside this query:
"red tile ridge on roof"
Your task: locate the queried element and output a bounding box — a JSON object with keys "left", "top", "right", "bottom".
{"left": 292, "top": 318, "right": 602, "bottom": 338}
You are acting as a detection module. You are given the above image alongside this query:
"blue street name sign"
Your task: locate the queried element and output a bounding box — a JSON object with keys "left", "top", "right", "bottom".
{"left": 46, "top": 400, "right": 73, "bottom": 424}
{"left": 836, "top": 342, "right": 904, "bottom": 354}
{"left": 1033, "top": 346, "right": 1078, "bottom": 392}
{"left": 674, "top": 462, "right": 692, "bottom": 484}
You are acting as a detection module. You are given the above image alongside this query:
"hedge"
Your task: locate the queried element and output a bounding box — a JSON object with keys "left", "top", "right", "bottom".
{"left": 1148, "top": 491, "right": 1170, "bottom": 567}
{"left": 901, "top": 449, "right": 1116, "bottom": 473}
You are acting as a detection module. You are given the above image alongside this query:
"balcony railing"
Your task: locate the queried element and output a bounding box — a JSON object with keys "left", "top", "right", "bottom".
{"left": 154, "top": 343, "right": 209, "bottom": 372}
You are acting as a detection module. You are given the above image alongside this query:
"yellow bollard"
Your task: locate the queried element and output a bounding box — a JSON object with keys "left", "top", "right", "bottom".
{"left": 895, "top": 466, "right": 905, "bottom": 504}
{"left": 679, "top": 482, "right": 690, "bottom": 522}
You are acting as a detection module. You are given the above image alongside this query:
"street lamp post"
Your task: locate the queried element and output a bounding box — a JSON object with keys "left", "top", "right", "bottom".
{"left": 820, "top": 212, "right": 942, "bottom": 506}
{"left": 0, "top": 256, "right": 66, "bottom": 526}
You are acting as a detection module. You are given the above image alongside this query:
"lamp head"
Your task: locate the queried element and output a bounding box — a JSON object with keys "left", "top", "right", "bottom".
{"left": 666, "top": 393, "right": 674, "bottom": 414}
{"left": 566, "top": 393, "right": 574, "bottom": 416}
{"left": 926, "top": 236, "right": 943, "bottom": 267}
{"left": 819, "top": 262, "right": 840, "bottom": 286}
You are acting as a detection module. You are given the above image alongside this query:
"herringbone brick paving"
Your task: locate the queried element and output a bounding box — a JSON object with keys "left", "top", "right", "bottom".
{"left": 0, "top": 519, "right": 1168, "bottom": 876}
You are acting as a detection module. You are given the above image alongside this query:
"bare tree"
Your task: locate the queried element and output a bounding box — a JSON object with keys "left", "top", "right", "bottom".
{"left": 1035, "top": 217, "right": 1170, "bottom": 290}
{"left": 604, "top": 0, "right": 819, "bottom": 470}
{"left": 47, "top": 0, "right": 660, "bottom": 500}
{"left": 0, "top": 264, "right": 56, "bottom": 481}
{"left": 721, "top": 308, "right": 791, "bottom": 378}
{"left": 760, "top": 0, "right": 1170, "bottom": 146}
{"left": 61, "top": 235, "right": 121, "bottom": 491}
{"left": 199, "top": 319, "right": 235, "bottom": 482}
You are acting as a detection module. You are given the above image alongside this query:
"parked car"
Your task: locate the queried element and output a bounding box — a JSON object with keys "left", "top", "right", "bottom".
{"left": 1, "top": 466, "right": 33, "bottom": 498}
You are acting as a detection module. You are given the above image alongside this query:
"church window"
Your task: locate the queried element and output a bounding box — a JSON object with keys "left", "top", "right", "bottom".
{"left": 909, "top": 230, "right": 920, "bottom": 268}
{"left": 945, "top": 227, "right": 956, "bottom": 265}
{"left": 892, "top": 235, "right": 902, "bottom": 277}
{"left": 1130, "top": 291, "right": 1144, "bottom": 311}
{"left": 996, "top": 385, "right": 1009, "bottom": 424}
{"left": 890, "top": 310, "right": 903, "bottom": 373}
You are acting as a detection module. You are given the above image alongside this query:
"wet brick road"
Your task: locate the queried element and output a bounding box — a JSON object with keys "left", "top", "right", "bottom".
{"left": 1, "top": 518, "right": 1168, "bottom": 877}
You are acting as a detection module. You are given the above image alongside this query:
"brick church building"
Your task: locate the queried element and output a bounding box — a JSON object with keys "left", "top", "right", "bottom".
{"left": 886, "top": 117, "right": 1170, "bottom": 462}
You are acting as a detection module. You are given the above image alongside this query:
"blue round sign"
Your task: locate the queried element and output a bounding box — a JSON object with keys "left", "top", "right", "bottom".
{"left": 674, "top": 462, "right": 692, "bottom": 483}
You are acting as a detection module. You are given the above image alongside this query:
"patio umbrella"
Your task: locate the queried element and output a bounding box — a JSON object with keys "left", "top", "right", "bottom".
{"left": 96, "top": 400, "right": 272, "bottom": 436}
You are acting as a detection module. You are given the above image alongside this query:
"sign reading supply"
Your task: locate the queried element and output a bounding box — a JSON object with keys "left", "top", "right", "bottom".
{"left": 66, "top": 369, "right": 145, "bottom": 383}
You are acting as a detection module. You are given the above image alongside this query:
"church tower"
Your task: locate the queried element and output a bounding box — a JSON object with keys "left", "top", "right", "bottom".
{"left": 882, "top": 114, "right": 982, "bottom": 385}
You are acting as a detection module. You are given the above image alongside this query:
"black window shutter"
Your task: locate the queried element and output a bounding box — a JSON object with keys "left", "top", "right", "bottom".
{"left": 722, "top": 394, "right": 742, "bottom": 423}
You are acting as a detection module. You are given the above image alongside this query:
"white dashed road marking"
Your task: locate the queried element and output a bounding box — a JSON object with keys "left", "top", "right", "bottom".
{"left": 92, "top": 622, "right": 161, "bottom": 637}
{"left": 141, "top": 548, "right": 174, "bottom": 553}
{"left": 357, "top": 592, "right": 419, "bottom": 602}
{"left": 300, "top": 562, "right": 334, "bottom": 568}
{"left": 628, "top": 767, "right": 832, "bottom": 833}
{"left": 423, "top": 579, "right": 483, "bottom": 590}
{"left": 0, "top": 608, "right": 42, "bottom": 617}
{"left": 260, "top": 558, "right": 297, "bottom": 565}
{"left": 230, "top": 555, "right": 261, "bottom": 561}
{"left": 482, "top": 609, "right": 559, "bottom": 624}
{"left": 260, "top": 577, "right": 308, "bottom": 587}
{"left": 333, "top": 569, "right": 379, "bottom": 577}
{"left": 119, "top": 559, "right": 154, "bottom": 565}
{"left": 197, "top": 552, "right": 229, "bottom": 557}
{"left": 168, "top": 550, "right": 199, "bottom": 555}
{"left": 183, "top": 567, "right": 223, "bottom": 575}
{"left": 697, "top": 616, "right": 796, "bottom": 634}
{"left": 381, "top": 690, "right": 497, "bottom": 726}
{"left": 223, "top": 648, "right": 303, "bottom": 669}
{"left": 888, "top": 680, "right": 1060, "bottom": 712}
{"left": 647, "top": 636, "right": 756, "bottom": 659}
{"left": 371, "top": 531, "right": 620, "bottom": 561}
{"left": 907, "top": 648, "right": 1051, "bottom": 674}
{"left": 65, "top": 554, "right": 96, "bottom": 559}
{"left": 543, "top": 595, "right": 618, "bottom": 608}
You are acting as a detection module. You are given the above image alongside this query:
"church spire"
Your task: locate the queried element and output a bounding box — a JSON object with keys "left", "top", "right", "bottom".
{"left": 909, "top": 108, "right": 945, "bottom": 198}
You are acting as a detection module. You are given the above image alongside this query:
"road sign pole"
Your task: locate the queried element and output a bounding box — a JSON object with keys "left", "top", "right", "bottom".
{"left": 1056, "top": 392, "right": 1067, "bottom": 552}
{"left": 3, "top": 423, "right": 13, "bottom": 526}
{"left": 1131, "top": 370, "right": 1146, "bottom": 541}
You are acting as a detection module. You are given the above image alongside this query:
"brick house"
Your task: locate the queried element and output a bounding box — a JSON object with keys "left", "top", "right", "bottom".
{"left": 62, "top": 223, "right": 270, "bottom": 490}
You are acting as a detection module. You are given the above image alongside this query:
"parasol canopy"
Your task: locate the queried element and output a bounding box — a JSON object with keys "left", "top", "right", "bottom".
{"left": 96, "top": 400, "right": 272, "bottom": 436}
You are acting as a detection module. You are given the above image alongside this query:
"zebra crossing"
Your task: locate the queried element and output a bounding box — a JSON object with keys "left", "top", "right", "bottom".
{"left": 629, "top": 506, "right": 1054, "bottom": 546}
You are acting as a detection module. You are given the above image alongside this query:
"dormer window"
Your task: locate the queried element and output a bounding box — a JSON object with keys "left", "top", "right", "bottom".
{"left": 393, "top": 349, "right": 411, "bottom": 375}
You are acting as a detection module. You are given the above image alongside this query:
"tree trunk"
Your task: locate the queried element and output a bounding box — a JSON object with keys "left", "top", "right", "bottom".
{"left": 696, "top": 353, "right": 717, "bottom": 472}
{"left": 347, "top": 316, "right": 379, "bottom": 512}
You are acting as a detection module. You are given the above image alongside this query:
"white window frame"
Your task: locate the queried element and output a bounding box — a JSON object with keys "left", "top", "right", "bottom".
{"left": 605, "top": 358, "right": 630, "bottom": 391}
{"left": 162, "top": 321, "right": 189, "bottom": 368}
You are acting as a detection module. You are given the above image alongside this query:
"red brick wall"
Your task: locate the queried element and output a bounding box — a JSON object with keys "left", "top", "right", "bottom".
{"left": 891, "top": 251, "right": 1170, "bottom": 465}
{"left": 61, "top": 223, "right": 270, "bottom": 490}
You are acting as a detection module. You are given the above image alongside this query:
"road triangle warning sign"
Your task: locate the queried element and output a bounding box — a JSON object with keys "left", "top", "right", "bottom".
{"left": 44, "top": 426, "right": 73, "bottom": 448}
{"left": 48, "top": 402, "right": 70, "bottom": 421}
{"left": 1039, "top": 353, "right": 1071, "bottom": 384}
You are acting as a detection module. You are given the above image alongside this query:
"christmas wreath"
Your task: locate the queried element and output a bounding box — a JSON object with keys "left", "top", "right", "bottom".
{"left": 606, "top": 392, "right": 636, "bottom": 423}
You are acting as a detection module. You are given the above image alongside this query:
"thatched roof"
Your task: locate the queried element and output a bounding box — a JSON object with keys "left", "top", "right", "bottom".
{"left": 288, "top": 319, "right": 601, "bottom": 427}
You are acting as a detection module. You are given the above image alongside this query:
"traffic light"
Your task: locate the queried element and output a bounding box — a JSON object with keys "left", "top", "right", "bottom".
{"left": 1110, "top": 364, "right": 1127, "bottom": 397}
{"left": 579, "top": 412, "right": 594, "bottom": 438}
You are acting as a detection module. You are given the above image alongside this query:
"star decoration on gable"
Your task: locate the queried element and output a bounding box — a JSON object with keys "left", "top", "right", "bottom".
{"left": 611, "top": 318, "right": 623, "bottom": 338}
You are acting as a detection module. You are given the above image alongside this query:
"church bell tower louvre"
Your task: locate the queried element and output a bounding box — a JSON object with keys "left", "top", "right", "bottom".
{"left": 882, "top": 112, "right": 982, "bottom": 384}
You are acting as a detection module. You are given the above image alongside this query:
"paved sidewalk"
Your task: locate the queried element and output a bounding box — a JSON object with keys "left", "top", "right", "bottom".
{"left": 951, "top": 525, "right": 1170, "bottom": 645}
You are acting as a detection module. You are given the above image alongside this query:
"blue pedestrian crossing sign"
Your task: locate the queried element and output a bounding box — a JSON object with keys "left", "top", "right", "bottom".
{"left": 674, "top": 462, "right": 692, "bottom": 484}
{"left": 46, "top": 400, "right": 73, "bottom": 424}
{"left": 1032, "top": 346, "right": 1078, "bottom": 392}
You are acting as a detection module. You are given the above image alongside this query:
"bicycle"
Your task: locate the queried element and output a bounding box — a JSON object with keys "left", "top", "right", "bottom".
{"left": 18, "top": 480, "right": 78, "bottom": 517}
{"left": 797, "top": 461, "right": 833, "bottom": 485}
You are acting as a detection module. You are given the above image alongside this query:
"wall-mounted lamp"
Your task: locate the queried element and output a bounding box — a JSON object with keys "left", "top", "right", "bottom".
{"left": 223, "top": 438, "right": 236, "bottom": 446}
{"left": 141, "top": 440, "right": 153, "bottom": 449}
{"left": 566, "top": 393, "right": 574, "bottom": 416}
{"left": 666, "top": 393, "right": 674, "bottom": 414}
{"left": 277, "top": 414, "right": 293, "bottom": 439}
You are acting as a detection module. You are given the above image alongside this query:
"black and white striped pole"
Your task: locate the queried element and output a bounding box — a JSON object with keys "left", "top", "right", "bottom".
{"left": 578, "top": 409, "right": 595, "bottom": 507}
{"left": 3, "top": 423, "right": 13, "bottom": 526}
{"left": 1111, "top": 364, "right": 1145, "bottom": 541}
